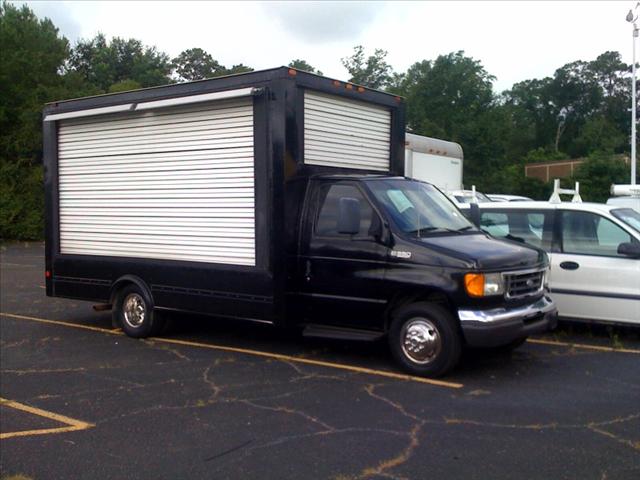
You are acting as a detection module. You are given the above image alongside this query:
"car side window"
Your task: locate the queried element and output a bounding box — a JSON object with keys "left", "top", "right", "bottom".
{"left": 315, "top": 184, "right": 375, "bottom": 238}
{"left": 561, "top": 211, "right": 633, "bottom": 257}
{"left": 480, "top": 213, "right": 508, "bottom": 237}
{"left": 480, "top": 211, "right": 551, "bottom": 249}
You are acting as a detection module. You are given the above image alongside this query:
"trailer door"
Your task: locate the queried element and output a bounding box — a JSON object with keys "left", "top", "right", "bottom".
{"left": 56, "top": 97, "right": 256, "bottom": 266}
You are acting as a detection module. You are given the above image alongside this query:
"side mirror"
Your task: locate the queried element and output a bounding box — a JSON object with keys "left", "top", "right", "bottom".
{"left": 469, "top": 203, "right": 481, "bottom": 228}
{"left": 617, "top": 242, "right": 640, "bottom": 258}
{"left": 369, "top": 214, "right": 393, "bottom": 246}
{"left": 337, "top": 197, "right": 361, "bottom": 235}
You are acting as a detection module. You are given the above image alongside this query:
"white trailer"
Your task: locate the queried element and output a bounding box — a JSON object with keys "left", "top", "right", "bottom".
{"left": 404, "top": 133, "right": 463, "bottom": 191}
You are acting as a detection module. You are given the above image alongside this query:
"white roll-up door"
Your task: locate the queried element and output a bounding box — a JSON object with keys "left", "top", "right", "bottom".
{"left": 304, "top": 91, "right": 391, "bottom": 171}
{"left": 57, "top": 97, "right": 256, "bottom": 266}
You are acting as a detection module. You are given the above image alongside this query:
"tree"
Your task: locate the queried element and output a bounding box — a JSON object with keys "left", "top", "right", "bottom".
{"left": 288, "top": 59, "right": 322, "bottom": 76}
{"left": 223, "top": 64, "right": 253, "bottom": 76}
{"left": 172, "top": 48, "right": 224, "bottom": 82}
{"left": 0, "top": 2, "right": 68, "bottom": 164}
{"left": 572, "top": 152, "right": 631, "bottom": 202}
{"left": 341, "top": 45, "right": 393, "bottom": 89}
{"left": 0, "top": 1, "right": 73, "bottom": 239}
{"left": 68, "top": 34, "right": 172, "bottom": 92}
{"left": 397, "top": 52, "right": 502, "bottom": 186}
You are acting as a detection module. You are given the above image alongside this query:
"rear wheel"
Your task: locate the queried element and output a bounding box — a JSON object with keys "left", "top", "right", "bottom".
{"left": 389, "top": 302, "right": 461, "bottom": 377}
{"left": 113, "top": 284, "right": 164, "bottom": 338}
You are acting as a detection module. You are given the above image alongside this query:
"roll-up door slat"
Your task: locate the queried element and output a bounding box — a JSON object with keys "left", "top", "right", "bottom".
{"left": 304, "top": 91, "right": 391, "bottom": 171}
{"left": 58, "top": 97, "right": 256, "bottom": 265}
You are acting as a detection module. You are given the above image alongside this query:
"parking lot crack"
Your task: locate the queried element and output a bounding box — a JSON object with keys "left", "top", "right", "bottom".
{"left": 237, "top": 398, "right": 335, "bottom": 432}
{"left": 587, "top": 420, "right": 640, "bottom": 452}
{"left": 354, "top": 384, "right": 426, "bottom": 480}
{"left": 143, "top": 339, "right": 191, "bottom": 361}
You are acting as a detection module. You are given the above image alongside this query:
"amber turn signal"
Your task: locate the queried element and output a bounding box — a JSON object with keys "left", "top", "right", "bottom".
{"left": 464, "top": 273, "right": 485, "bottom": 297}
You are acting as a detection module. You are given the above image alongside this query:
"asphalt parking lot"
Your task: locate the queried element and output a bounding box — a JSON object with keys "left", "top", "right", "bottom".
{"left": 1, "top": 242, "right": 639, "bottom": 480}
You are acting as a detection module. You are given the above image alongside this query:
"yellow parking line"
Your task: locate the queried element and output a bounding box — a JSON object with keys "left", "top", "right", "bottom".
{"left": 0, "top": 397, "right": 94, "bottom": 439}
{"left": 527, "top": 338, "right": 640, "bottom": 354}
{"left": 0, "top": 312, "right": 463, "bottom": 389}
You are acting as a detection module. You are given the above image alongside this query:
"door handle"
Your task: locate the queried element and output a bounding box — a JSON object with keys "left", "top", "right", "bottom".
{"left": 304, "top": 260, "right": 312, "bottom": 282}
{"left": 559, "top": 261, "right": 580, "bottom": 270}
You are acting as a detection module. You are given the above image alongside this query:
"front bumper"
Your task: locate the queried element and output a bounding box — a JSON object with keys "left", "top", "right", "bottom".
{"left": 458, "top": 295, "right": 557, "bottom": 347}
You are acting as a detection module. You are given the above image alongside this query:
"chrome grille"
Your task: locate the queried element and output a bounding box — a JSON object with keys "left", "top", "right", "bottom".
{"left": 504, "top": 269, "right": 544, "bottom": 299}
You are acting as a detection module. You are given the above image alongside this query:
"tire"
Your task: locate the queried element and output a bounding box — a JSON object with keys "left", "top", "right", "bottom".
{"left": 388, "top": 302, "right": 462, "bottom": 377}
{"left": 113, "top": 284, "right": 164, "bottom": 338}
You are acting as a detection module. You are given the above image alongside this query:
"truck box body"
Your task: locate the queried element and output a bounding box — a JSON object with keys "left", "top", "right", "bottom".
{"left": 43, "top": 67, "right": 405, "bottom": 325}
{"left": 404, "top": 133, "right": 463, "bottom": 191}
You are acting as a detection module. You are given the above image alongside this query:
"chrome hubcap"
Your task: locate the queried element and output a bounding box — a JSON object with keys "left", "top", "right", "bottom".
{"left": 400, "top": 318, "right": 441, "bottom": 364}
{"left": 123, "top": 293, "right": 146, "bottom": 328}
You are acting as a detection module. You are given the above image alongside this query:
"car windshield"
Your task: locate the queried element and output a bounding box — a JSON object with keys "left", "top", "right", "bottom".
{"left": 611, "top": 208, "right": 640, "bottom": 233}
{"left": 366, "top": 179, "right": 475, "bottom": 235}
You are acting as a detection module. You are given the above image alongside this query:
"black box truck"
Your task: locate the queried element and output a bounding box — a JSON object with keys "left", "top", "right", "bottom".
{"left": 43, "top": 67, "right": 556, "bottom": 376}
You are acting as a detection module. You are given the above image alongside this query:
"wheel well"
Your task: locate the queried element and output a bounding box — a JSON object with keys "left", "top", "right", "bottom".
{"left": 384, "top": 289, "right": 457, "bottom": 332}
{"left": 109, "top": 275, "right": 153, "bottom": 307}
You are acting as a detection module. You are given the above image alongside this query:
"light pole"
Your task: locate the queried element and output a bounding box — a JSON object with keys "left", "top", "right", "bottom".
{"left": 627, "top": 5, "right": 639, "bottom": 184}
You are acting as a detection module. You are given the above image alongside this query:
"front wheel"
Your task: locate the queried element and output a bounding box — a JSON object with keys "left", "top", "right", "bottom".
{"left": 388, "top": 302, "right": 462, "bottom": 377}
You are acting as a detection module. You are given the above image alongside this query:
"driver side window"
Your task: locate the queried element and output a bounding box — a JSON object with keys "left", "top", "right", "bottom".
{"left": 315, "top": 184, "right": 375, "bottom": 238}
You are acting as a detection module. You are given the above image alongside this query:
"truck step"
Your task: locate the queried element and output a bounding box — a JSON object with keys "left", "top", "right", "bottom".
{"left": 302, "top": 325, "right": 385, "bottom": 342}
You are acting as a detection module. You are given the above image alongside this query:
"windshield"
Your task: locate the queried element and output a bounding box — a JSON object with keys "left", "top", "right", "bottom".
{"left": 366, "top": 179, "right": 475, "bottom": 235}
{"left": 612, "top": 208, "right": 640, "bottom": 233}
{"left": 454, "top": 192, "right": 492, "bottom": 203}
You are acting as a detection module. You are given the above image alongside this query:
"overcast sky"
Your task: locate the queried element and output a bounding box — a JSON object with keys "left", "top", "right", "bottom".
{"left": 18, "top": 1, "right": 635, "bottom": 92}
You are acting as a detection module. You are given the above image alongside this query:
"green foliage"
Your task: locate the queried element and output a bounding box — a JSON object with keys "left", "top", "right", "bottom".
{"left": 341, "top": 45, "right": 393, "bottom": 89}
{"left": 288, "top": 59, "right": 322, "bottom": 76}
{"left": 523, "top": 148, "right": 569, "bottom": 164}
{"left": 108, "top": 79, "right": 142, "bottom": 93}
{"left": 0, "top": 2, "right": 69, "bottom": 164}
{"left": 573, "top": 116, "right": 626, "bottom": 156}
{"left": 571, "top": 153, "right": 632, "bottom": 203}
{"left": 475, "top": 164, "right": 552, "bottom": 200}
{"left": 224, "top": 64, "right": 253, "bottom": 76}
{"left": 172, "top": 48, "right": 224, "bottom": 81}
{"left": 68, "top": 33, "right": 172, "bottom": 92}
{"left": 0, "top": 162, "right": 43, "bottom": 240}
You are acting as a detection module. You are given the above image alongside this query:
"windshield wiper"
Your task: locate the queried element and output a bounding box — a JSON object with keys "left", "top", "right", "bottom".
{"left": 410, "top": 226, "right": 472, "bottom": 236}
{"left": 409, "top": 227, "right": 441, "bottom": 236}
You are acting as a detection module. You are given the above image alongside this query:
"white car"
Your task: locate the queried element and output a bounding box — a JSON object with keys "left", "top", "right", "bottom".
{"left": 487, "top": 194, "right": 533, "bottom": 202}
{"left": 447, "top": 189, "right": 492, "bottom": 205}
{"left": 472, "top": 201, "right": 640, "bottom": 326}
{"left": 606, "top": 196, "right": 640, "bottom": 212}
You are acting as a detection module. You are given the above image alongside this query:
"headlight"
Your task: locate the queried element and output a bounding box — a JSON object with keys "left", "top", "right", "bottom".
{"left": 464, "top": 273, "right": 505, "bottom": 297}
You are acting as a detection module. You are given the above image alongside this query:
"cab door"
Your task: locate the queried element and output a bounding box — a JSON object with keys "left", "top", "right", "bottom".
{"left": 298, "top": 181, "right": 390, "bottom": 330}
{"left": 549, "top": 210, "right": 640, "bottom": 324}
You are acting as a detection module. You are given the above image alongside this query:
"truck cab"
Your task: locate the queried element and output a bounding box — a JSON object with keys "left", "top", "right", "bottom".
{"left": 289, "top": 175, "right": 556, "bottom": 376}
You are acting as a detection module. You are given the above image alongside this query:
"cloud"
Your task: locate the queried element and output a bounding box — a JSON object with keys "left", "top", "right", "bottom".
{"left": 21, "top": 1, "right": 83, "bottom": 42}
{"left": 261, "top": 1, "right": 386, "bottom": 43}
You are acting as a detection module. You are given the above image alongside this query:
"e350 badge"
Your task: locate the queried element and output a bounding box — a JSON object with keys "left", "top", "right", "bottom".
{"left": 390, "top": 250, "right": 412, "bottom": 259}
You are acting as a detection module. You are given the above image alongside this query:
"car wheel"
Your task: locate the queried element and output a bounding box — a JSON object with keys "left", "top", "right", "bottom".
{"left": 388, "top": 302, "right": 461, "bottom": 377}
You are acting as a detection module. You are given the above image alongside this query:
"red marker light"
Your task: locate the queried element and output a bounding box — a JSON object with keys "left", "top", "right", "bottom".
{"left": 45, "top": 270, "right": 51, "bottom": 278}
{"left": 346, "top": 84, "right": 353, "bottom": 90}
{"left": 357, "top": 86, "right": 365, "bottom": 93}
{"left": 333, "top": 80, "right": 341, "bottom": 87}
{"left": 288, "top": 68, "right": 297, "bottom": 76}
